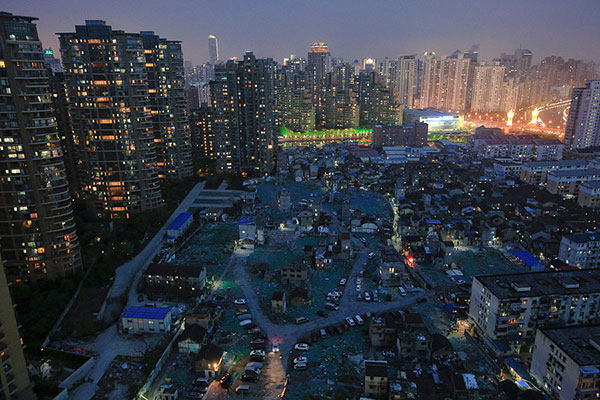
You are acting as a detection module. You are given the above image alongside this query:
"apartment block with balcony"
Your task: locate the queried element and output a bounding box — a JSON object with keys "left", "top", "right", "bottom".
{"left": 558, "top": 232, "right": 600, "bottom": 269}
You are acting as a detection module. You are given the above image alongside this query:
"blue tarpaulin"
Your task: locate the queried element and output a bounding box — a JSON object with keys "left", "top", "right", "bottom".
{"left": 512, "top": 250, "right": 543, "bottom": 267}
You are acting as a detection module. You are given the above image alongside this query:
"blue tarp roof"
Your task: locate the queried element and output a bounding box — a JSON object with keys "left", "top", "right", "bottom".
{"left": 167, "top": 213, "right": 192, "bottom": 231}
{"left": 512, "top": 250, "right": 543, "bottom": 267}
{"left": 238, "top": 219, "right": 254, "bottom": 225}
{"left": 122, "top": 306, "right": 170, "bottom": 320}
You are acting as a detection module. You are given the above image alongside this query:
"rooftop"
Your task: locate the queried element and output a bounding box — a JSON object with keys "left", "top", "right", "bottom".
{"left": 122, "top": 306, "right": 171, "bottom": 320}
{"left": 365, "top": 360, "right": 388, "bottom": 377}
{"left": 167, "top": 212, "right": 193, "bottom": 231}
{"left": 522, "top": 160, "right": 588, "bottom": 168}
{"left": 540, "top": 325, "right": 600, "bottom": 367}
{"left": 547, "top": 169, "right": 600, "bottom": 177}
{"left": 146, "top": 263, "right": 204, "bottom": 278}
{"left": 563, "top": 232, "right": 600, "bottom": 244}
{"left": 475, "top": 269, "right": 600, "bottom": 299}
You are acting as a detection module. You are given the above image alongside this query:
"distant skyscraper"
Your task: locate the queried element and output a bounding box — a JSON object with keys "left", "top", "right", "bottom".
{"left": 43, "top": 47, "right": 62, "bottom": 72}
{"left": 564, "top": 80, "right": 600, "bottom": 149}
{"left": 210, "top": 52, "right": 278, "bottom": 175}
{"left": 0, "top": 12, "right": 82, "bottom": 280}
{"left": 307, "top": 42, "right": 331, "bottom": 123}
{"left": 394, "top": 55, "right": 418, "bottom": 107}
{"left": 208, "top": 34, "right": 218, "bottom": 64}
{"left": 420, "top": 51, "right": 471, "bottom": 112}
{"left": 320, "top": 64, "right": 359, "bottom": 129}
{"left": 59, "top": 20, "right": 162, "bottom": 219}
{"left": 0, "top": 260, "right": 35, "bottom": 398}
{"left": 357, "top": 71, "right": 402, "bottom": 127}
{"left": 141, "top": 31, "right": 193, "bottom": 179}
{"left": 471, "top": 63, "right": 506, "bottom": 112}
{"left": 189, "top": 105, "right": 215, "bottom": 160}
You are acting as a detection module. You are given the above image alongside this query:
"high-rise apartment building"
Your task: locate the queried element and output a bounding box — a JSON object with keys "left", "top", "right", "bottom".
{"left": 279, "top": 87, "right": 315, "bottom": 132}
{"left": 471, "top": 63, "right": 506, "bottom": 112}
{"left": 0, "top": 12, "right": 82, "bottom": 280}
{"left": 208, "top": 35, "right": 218, "bottom": 65}
{"left": 59, "top": 20, "right": 162, "bottom": 219}
{"left": 393, "top": 55, "right": 418, "bottom": 107}
{"left": 189, "top": 105, "right": 215, "bottom": 160}
{"left": 210, "top": 52, "right": 277, "bottom": 175}
{"left": 319, "top": 64, "right": 358, "bottom": 129}
{"left": 564, "top": 80, "right": 600, "bottom": 149}
{"left": 420, "top": 52, "right": 472, "bottom": 112}
{"left": 498, "top": 48, "right": 532, "bottom": 77}
{"left": 306, "top": 42, "right": 331, "bottom": 123}
{"left": 357, "top": 71, "right": 401, "bottom": 127}
{"left": 141, "top": 31, "right": 192, "bottom": 179}
{"left": 0, "top": 260, "right": 35, "bottom": 399}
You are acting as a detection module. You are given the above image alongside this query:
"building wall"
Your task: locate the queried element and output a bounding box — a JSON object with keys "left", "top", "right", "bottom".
{"left": 0, "top": 261, "right": 35, "bottom": 399}
{"left": 0, "top": 12, "right": 82, "bottom": 280}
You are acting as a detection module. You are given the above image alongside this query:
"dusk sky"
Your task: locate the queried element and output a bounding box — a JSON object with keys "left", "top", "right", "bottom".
{"left": 5, "top": 0, "right": 600, "bottom": 65}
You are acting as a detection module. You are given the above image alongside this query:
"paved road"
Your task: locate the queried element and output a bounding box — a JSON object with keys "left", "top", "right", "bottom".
{"left": 220, "top": 238, "right": 420, "bottom": 400}
{"left": 69, "top": 182, "right": 206, "bottom": 400}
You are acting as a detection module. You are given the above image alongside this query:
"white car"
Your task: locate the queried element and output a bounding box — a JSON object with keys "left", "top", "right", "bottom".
{"left": 272, "top": 342, "right": 279, "bottom": 353}
{"left": 360, "top": 238, "right": 367, "bottom": 243}
{"left": 294, "top": 362, "right": 307, "bottom": 370}
{"left": 345, "top": 317, "right": 356, "bottom": 327}
{"left": 355, "top": 285, "right": 361, "bottom": 292}
{"left": 364, "top": 292, "right": 371, "bottom": 302}
{"left": 339, "top": 278, "right": 347, "bottom": 286}
{"left": 294, "top": 343, "right": 310, "bottom": 351}
{"left": 234, "top": 298, "right": 247, "bottom": 305}
{"left": 293, "top": 356, "right": 307, "bottom": 364}
{"left": 250, "top": 349, "right": 265, "bottom": 357}
{"left": 356, "top": 278, "right": 362, "bottom": 285}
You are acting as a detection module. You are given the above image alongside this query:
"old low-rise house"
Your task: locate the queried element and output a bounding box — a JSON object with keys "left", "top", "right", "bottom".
{"left": 378, "top": 249, "right": 404, "bottom": 287}
{"left": 121, "top": 307, "right": 172, "bottom": 334}
{"left": 280, "top": 264, "right": 309, "bottom": 286}
{"left": 364, "top": 360, "right": 389, "bottom": 399}
{"left": 194, "top": 343, "right": 226, "bottom": 379}
{"left": 271, "top": 291, "right": 286, "bottom": 313}
{"left": 145, "top": 263, "right": 207, "bottom": 292}
{"left": 396, "top": 328, "right": 433, "bottom": 363}
{"left": 369, "top": 314, "right": 398, "bottom": 347}
{"left": 178, "top": 325, "right": 208, "bottom": 354}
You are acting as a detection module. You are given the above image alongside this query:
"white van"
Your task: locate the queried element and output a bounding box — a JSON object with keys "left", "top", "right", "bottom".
{"left": 354, "top": 315, "right": 364, "bottom": 325}
{"left": 295, "top": 317, "right": 308, "bottom": 325}
{"left": 398, "top": 287, "right": 407, "bottom": 297}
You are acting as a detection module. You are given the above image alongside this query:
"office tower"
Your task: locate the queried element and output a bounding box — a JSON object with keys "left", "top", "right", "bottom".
{"left": 392, "top": 55, "right": 418, "bottom": 107}
{"left": 420, "top": 52, "right": 471, "bottom": 112}
{"left": 306, "top": 42, "right": 331, "bottom": 122}
{"left": 208, "top": 35, "right": 218, "bottom": 64}
{"left": 564, "top": 81, "right": 600, "bottom": 149}
{"left": 319, "top": 64, "right": 359, "bottom": 129}
{"left": 471, "top": 63, "right": 506, "bottom": 112}
{"left": 141, "top": 31, "right": 192, "bottom": 179}
{"left": 0, "top": 260, "right": 35, "bottom": 399}
{"left": 357, "top": 71, "right": 402, "bottom": 127}
{"left": 210, "top": 52, "right": 277, "bottom": 175}
{"left": 189, "top": 105, "right": 215, "bottom": 160}
{"left": 0, "top": 12, "right": 82, "bottom": 280}
{"left": 59, "top": 20, "right": 162, "bottom": 219}
{"left": 42, "top": 48, "right": 62, "bottom": 72}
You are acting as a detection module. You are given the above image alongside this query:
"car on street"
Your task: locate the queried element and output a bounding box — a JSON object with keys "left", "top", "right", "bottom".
{"left": 339, "top": 278, "right": 346, "bottom": 286}
{"left": 294, "top": 362, "right": 307, "bottom": 370}
{"left": 295, "top": 316, "right": 309, "bottom": 325}
{"left": 325, "top": 302, "right": 339, "bottom": 311}
{"left": 293, "top": 356, "right": 307, "bottom": 364}
{"left": 236, "top": 384, "right": 251, "bottom": 394}
{"left": 294, "top": 343, "right": 310, "bottom": 351}
{"left": 250, "top": 349, "right": 265, "bottom": 358}
{"left": 220, "top": 372, "right": 232, "bottom": 388}
{"left": 364, "top": 292, "right": 371, "bottom": 302}
{"left": 272, "top": 341, "right": 279, "bottom": 352}
{"left": 368, "top": 252, "right": 376, "bottom": 259}
{"left": 345, "top": 317, "right": 356, "bottom": 327}
{"left": 316, "top": 310, "right": 328, "bottom": 318}
{"left": 234, "top": 298, "right": 247, "bottom": 305}
{"left": 241, "top": 373, "right": 258, "bottom": 382}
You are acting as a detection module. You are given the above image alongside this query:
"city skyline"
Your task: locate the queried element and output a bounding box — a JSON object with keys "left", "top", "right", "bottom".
{"left": 4, "top": 0, "right": 600, "bottom": 65}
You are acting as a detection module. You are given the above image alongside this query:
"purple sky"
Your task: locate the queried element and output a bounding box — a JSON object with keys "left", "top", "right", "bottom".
{"left": 5, "top": 0, "right": 600, "bottom": 65}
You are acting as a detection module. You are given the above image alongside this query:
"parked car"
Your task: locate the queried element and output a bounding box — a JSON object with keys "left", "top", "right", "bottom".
{"left": 360, "top": 238, "right": 367, "bottom": 243}
{"left": 239, "top": 319, "right": 252, "bottom": 327}
{"left": 234, "top": 298, "right": 247, "bottom": 305}
{"left": 317, "top": 310, "right": 328, "bottom": 318}
{"left": 294, "top": 343, "right": 310, "bottom": 351}
{"left": 320, "top": 328, "right": 327, "bottom": 338}
{"left": 339, "top": 278, "right": 347, "bottom": 286}
{"left": 236, "top": 384, "right": 251, "bottom": 393}
{"left": 293, "top": 356, "right": 307, "bottom": 364}
{"left": 220, "top": 373, "right": 232, "bottom": 388}
{"left": 355, "top": 315, "right": 364, "bottom": 325}
{"left": 325, "top": 302, "right": 339, "bottom": 311}
{"left": 295, "top": 317, "right": 309, "bottom": 325}
{"left": 294, "top": 362, "right": 307, "bottom": 370}
{"left": 345, "top": 317, "right": 356, "bottom": 327}
{"left": 241, "top": 373, "right": 258, "bottom": 382}
{"left": 364, "top": 292, "right": 371, "bottom": 302}
{"left": 368, "top": 252, "right": 376, "bottom": 259}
